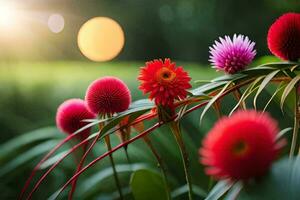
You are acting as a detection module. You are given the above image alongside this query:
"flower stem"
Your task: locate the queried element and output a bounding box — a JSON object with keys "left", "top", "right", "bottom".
{"left": 123, "top": 147, "right": 132, "bottom": 164}
{"left": 169, "top": 121, "right": 193, "bottom": 200}
{"left": 68, "top": 142, "right": 88, "bottom": 200}
{"left": 105, "top": 135, "right": 124, "bottom": 199}
{"left": 233, "top": 88, "right": 246, "bottom": 109}
{"left": 212, "top": 101, "right": 222, "bottom": 119}
{"left": 143, "top": 135, "right": 171, "bottom": 200}
{"left": 290, "top": 92, "right": 300, "bottom": 158}
{"left": 49, "top": 123, "right": 162, "bottom": 200}
{"left": 69, "top": 123, "right": 104, "bottom": 200}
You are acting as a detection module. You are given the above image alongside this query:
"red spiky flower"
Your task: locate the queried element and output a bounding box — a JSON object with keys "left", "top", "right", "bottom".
{"left": 85, "top": 76, "right": 131, "bottom": 115}
{"left": 56, "top": 99, "right": 96, "bottom": 140}
{"left": 267, "top": 13, "right": 300, "bottom": 61}
{"left": 138, "top": 58, "right": 191, "bottom": 108}
{"left": 199, "top": 110, "right": 284, "bottom": 180}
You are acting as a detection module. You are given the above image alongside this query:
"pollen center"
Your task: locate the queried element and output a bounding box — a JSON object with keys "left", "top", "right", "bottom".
{"left": 156, "top": 67, "right": 176, "bottom": 83}
{"left": 232, "top": 140, "right": 249, "bottom": 156}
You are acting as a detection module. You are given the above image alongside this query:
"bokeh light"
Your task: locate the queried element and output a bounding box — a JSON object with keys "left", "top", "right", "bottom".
{"left": 77, "top": 17, "right": 125, "bottom": 62}
{"left": 48, "top": 14, "right": 65, "bottom": 33}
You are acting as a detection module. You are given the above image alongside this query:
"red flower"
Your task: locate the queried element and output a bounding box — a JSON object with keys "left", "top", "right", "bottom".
{"left": 199, "top": 110, "right": 284, "bottom": 180}
{"left": 138, "top": 58, "right": 191, "bottom": 107}
{"left": 267, "top": 13, "right": 300, "bottom": 61}
{"left": 85, "top": 76, "right": 131, "bottom": 115}
{"left": 56, "top": 99, "right": 96, "bottom": 140}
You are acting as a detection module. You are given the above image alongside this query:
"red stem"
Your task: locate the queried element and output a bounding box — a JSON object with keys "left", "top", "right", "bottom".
{"left": 23, "top": 114, "right": 158, "bottom": 200}
{"left": 19, "top": 133, "right": 84, "bottom": 200}
{"left": 30, "top": 123, "right": 162, "bottom": 200}
{"left": 20, "top": 113, "right": 156, "bottom": 200}
{"left": 24, "top": 137, "right": 91, "bottom": 200}
{"left": 68, "top": 141, "right": 91, "bottom": 200}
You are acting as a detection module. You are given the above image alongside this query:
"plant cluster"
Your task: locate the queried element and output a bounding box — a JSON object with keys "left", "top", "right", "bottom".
{"left": 20, "top": 12, "right": 300, "bottom": 200}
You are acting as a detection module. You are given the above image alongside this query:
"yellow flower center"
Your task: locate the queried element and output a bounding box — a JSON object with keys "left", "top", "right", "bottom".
{"left": 232, "top": 140, "right": 249, "bottom": 156}
{"left": 156, "top": 67, "right": 176, "bottom": 83}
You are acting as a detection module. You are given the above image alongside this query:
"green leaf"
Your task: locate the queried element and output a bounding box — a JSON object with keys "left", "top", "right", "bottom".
{"left": 77, "top": 163, "right": 150, "bottom": 196}
{"left": 253, "top": 70, "right": 280, "bottom": 109}
{"left": 280, "top": 75, "right": 300, "bottom": 111}
{"left": 0, "top": 140, "right": 58, "bottom": 177}
{"left": 224, "top": 182, "right": 243, "bottom": 200}
{"left": 205, "top": 180, "right": 233, "bottom": 200}
{"left": 130, "top": 99, "right": 154, "bottom": 109}
{"left": 276, "top": 127, "right": 292, "bottom": 140}
{"left": 39, "top": 150, "right": 68, "bottom": 169}
{"left": 171, "top": 184, "right": 207, "bottom": 198}
{"left": 239, "top": 157, "right": 300, "bottom": 200}
{"left": 194, "top": 80, "right": 212, "bottom": 84}
{"left": 240, "top": 62, "right": 297, "bottom": 77}
{"left": 229, "top": 76, "right": 263, "bottom": 115}
{"left": 191, "top": 81, "right": 228, "bottom": 96}
{"left": 263, "top": 81, "right": 285, "bottom": 112}
{"left": 99, "top": 105, "right": 153, "bottom": 139}
{"left": 0, "top": 127, "right": 60, "bottom": 161}
{"left": 200, "top": 81, "right": 232, "bottom": 124}
{"left": 130, "top": 169, "right": 169, "bottom": 200}
{"left": 81, "top": 101, "right": 154, "bottom": 144}
{"left": 211, "top": 74, "right": 246, "bottom": 82}
{"left": 256, "top": 61, "right": 299, "bottom": 69}
{"left": 291, "top": 65, "right": 299, "bottom": 72}
{"left": 242, "top": 67, "right": 275, "bottom": 75}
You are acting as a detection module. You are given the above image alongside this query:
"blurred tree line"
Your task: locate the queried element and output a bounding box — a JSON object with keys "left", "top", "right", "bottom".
{"left": 1, "top": 0, "right": 300, "bottom": 62}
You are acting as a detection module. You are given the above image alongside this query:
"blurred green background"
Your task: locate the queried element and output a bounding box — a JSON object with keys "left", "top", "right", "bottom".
{"left": 0, "top": 0, "right": 299, "bottom": 199}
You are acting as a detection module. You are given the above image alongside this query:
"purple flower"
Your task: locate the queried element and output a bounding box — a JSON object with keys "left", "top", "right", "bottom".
{"left": 209, "top": 34, "right": 256, "bottom": 74}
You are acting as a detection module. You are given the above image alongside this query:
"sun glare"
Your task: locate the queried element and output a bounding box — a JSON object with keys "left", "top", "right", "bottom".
{"left": 0, "top": 2, "right": 17, "bottom": 29}
{"left": 77, "top": 17, "right": 125, "bottom": 62}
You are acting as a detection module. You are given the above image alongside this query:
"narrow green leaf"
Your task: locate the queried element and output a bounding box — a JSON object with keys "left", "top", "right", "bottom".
{"left": 99, "top": 106, "right": 152, "bottom": 139}
{"left": 194, "top": 80, "right": 212, "bottom": 84}
{"left": 290, "top": 94, "right": 299, "bottom": 158}
{"left": 129, "top": 99, "right": 154, "bottom": 109}
{"left": 77, "top": 163, "right": 150, "bottom": 196}
{"left": 291, "top": 65, "right": 299, "bottom": 72}
{"left": 130, "top": 169, "right": 169, "bottom": 200}
{"left": 0, "top": 140, "right": 58, "bottom": 177}
{"left": 224, "top": 181, "right": 243, "bottom": 200}
{"left": 276, "top": 127, "right": 292, "bottom": 140}
{"left": 171, "top": 184, "right": 207, "bottom": 198}
{"left": 256, "top": 61, "right": 299, "bottom": 69}
{"left": 280, "top": 75, "right": 300, "bottom": 111}
{"left": 191, "top": 81, "right": 228, "bottom": 96}
{"left": 72, "top": 118, "right": 109, "bottom": 136}
{"left": 200, "top": 81, "right": 232, "bottom": 124}
{"left": 229, "top": 89, "right": 248, "bottom": 116}
{"left": 211, "top": 74, "right": 245, "bottom": 82}
{"left": 0, "top": 127, "right": 60, "bottom": 160}
{"left": 242, "top": 67, "right": 275, "bottom": 75}
{"left": 239, "top": 157, "right": 300, "bottom": 200}
{"left": 39, "top": 150, "right": 68, "bottom": 169}
{"left": 253, "top": 70, "right": 280, "bottom": 109}
{"left": 177, "top": 104, "right": 188, "bottom": 121}
{"left": 229, "top": 76, "right": 263, "bottom": 115}
{"left": 263, "top": 82, "right": 285, "bottom": 112}
{"left": 205, "top": 180, "right": 233, "bottom": 200}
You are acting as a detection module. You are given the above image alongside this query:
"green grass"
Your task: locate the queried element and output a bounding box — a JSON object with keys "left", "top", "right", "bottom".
{"left": 0, "top": 61, "right": 216, "bottom": 92}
